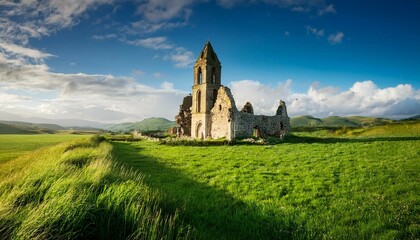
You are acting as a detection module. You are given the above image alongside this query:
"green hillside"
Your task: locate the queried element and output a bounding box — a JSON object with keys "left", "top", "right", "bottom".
{"left": 0, "top": 123, "right": 37, "bottom": 134}
{"left": 291, "top": 115, "right": 396, "bottom": 128}
{"left": 401, "top": 115, "right": 420, "bottom": 121}
{"left": 0, "top": 121, "right": 67, "bottom": 134}
{"left": 290, "top": 115, "right": 323, "bottom": 127}
{"left": 322, "top": 116, "right": 360, "bottom": 127}
{"left": 345, "top": 116, "right": 394, "bottom": 126}
{"left": 0, "top": 121, "right": 65, "bottom": 130}
{"left": 108, "top": 117, "right": 176, "bottom": 133}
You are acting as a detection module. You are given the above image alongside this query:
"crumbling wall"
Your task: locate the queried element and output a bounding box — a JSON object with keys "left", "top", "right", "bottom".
{"left": 233, "top": 114, "right": 283, "bottom": 138}
{"left": 175, "top": 95, "right": 192, "bottom": 137}
{"left": 210, "top": 86, "right": 236, "bottom": 140}
{"left": 232, "top": 100, "right": 291, "bottom": 139}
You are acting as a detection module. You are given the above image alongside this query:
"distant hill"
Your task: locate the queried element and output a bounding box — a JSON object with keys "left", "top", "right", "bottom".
{"left": 108, "top": 117, "right": 176, "bottom": 133}
{"left": 0, "top": 121, "right": 65, "bottom": 130}
{"left": 0, "top": 121, "right": 63, "bottom": 134}
{"left": 400, "top": 114, "right": 420, "bottom": 121}
{"left": 0, "top": 123, "right": 37, "bottom": 134}
{"left": 0, "top": 120, "right": 102, "bottom": 134}
{"left": 290, "top": 116, "right": 395, "bottom": 127}
{"left": 290, "top": 115, "right": 323, "bottom": 127}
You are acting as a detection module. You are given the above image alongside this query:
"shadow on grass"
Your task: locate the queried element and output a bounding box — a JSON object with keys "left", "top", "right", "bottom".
{"left": 111, "top": 142, "right": 303, "bottom": 240}
{"left": 280, "top": 135, "right": 420, "bottom": 144}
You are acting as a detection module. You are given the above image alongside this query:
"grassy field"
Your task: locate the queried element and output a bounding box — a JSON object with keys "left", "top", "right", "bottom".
{"left": 0, "top": 134, "right": 91, "bottom": 164}
{"left": 111, "top": 123, "right": 420, "bottom": 239}
{"left": 0, "top": 136, "right": 190, "bottom": 239}
{"left": 0, "top": 122, "right": 419, "bottom": 239}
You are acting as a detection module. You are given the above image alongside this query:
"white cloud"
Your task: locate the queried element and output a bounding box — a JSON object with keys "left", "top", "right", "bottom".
{"left": 129, "top": 19, "right": 188, "bottom": 33}
{"left": 136, "top": 0, "right": 195, "bottom": 23}
{"left": 229, "top": 79, "right": 420, "bottom": 119}
{"left": 124, "top": 37, "right": 195, "bottom": 68}
{"left": 318, "top": 4, "right": 336, "bottom": 15}
{"left": 230, "top": 80, "right": 293, "bottom": 115}
{"left": 91, "top": 33, "right": 117, "bottom": 40}
{"left": 328, "top": 32, "right": 344, "bottom": 44}
{"left": 153, "top": 72, "right": 162, "bottom": 78}
{"left": 0, "top": 57, "right": 188, "bottom": 122}
{"left": 126, "top": 37, "right": 174, "bottom": 50}
{"left": 0, "top": 42, "right": 54, "bottom": 60}
{"left": 0, "top": 92, "right": 31, "bottom": 103}
{"left": 167, "top": 47, "right": 195, "bottom": 68}
{"left": 132, "top": 69, "right": 145, "bottom": 76}
{"left": 306, "top": 26, "right": 324, "bottom": 37}
{"left": 0, "top": 0, "right": 114, "bottom": 45}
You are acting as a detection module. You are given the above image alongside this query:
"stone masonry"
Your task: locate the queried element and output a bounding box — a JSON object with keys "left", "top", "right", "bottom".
{"left": 175, "top": 42, "right": 291, "bottom": 140}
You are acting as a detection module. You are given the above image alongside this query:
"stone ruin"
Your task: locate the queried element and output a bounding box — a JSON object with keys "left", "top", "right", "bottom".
{"left": 175, "top": 42, "right": 291, "bottom": 140}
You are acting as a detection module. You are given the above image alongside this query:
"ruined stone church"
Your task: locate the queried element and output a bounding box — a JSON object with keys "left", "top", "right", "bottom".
{"left": 175, "top": 42, "right": 291, "bottom": 140}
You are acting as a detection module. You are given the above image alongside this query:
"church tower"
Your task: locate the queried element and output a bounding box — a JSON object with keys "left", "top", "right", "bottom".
{"left": 191, "top": 41, "right": 222, "bottom": 139}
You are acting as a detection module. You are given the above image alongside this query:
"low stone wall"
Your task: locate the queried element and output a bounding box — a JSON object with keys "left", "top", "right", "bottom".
{"left": 233, "top": 112, "right": 288, "bottom": 138}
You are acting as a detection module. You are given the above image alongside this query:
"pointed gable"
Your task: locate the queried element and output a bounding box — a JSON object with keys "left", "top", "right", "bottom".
{"left": 196, "top": 41, "right": 221, "bottom": 66}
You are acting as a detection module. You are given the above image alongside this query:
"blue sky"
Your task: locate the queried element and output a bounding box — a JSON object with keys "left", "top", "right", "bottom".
{"left": 0, "top": 0, "right": 419, "bottom": 124}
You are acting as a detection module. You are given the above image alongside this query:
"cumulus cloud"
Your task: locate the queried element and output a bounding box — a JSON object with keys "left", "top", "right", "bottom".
{"left": 0, "top": 53, "right": 187, "bottom": 122}
{"left": 229, "top": 79, "right": 420, "bottom": 119}
{"left": 328, "top": 32, "right": 344, "bottom": 44}
{"left": 229, "top": 80, "right": 293, "bottom": 115}
{"left": 166, "top": 47, "right": 195, "bottom": 68}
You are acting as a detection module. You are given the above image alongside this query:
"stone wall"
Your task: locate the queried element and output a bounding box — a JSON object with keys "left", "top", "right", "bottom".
{"left": 175, "top": 95, "right": 192, "bottom": 137}
{"left": 210, "top": 86, "right": 235, "bottom": 140}
{"left": 232, "top": 113, "right": 288, "bottom": 138}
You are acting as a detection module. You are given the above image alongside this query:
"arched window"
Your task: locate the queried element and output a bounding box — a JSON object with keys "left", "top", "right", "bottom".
{"left": 197, "top": 68, "right": 202, "bottom": 84}
{"left": 211, "top": 67, "right": 216, "bottom": 83}
{"left": 197, "top": 90, "right": 201, "bottom": 112}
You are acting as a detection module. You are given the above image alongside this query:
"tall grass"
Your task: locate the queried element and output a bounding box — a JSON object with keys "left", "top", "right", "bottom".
{"left": 0, "top": 136, "right": 190, "bottom": 239}
{"left": 0, "top": 134, "right": 91, "bottom": 164}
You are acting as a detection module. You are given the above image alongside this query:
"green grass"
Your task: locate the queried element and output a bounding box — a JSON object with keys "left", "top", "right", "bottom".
{"left": 0, "top": 136, "right": 190, "bottom": 239}
{"left": 0, "top": 134, "right": 92, "bottom": 164}
{"left": 111, "top": 122, "right": 420, "bottom": 239}
{"left": 0, "top": 123, "right": 419, "bottom": 239}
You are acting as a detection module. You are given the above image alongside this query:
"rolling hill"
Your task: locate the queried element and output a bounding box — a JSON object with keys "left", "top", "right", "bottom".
{"left": 290, "top": 115, "right": 395, "bottom": 128}
{"left": 0, "top": 123, "right": 38, "bottom": 134}
{"left": 108, "top": 117, "right": 176, "bottom": 133}
{"left": 0, "top": 121, "right": 64, "bottom": 134}
{"left": 0, "top": 120, "right": 103, "bottom": 134}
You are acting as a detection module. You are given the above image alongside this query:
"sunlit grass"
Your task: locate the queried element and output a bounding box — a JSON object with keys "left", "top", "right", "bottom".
{"left": 0, "top": 122, "right": 418, "bottom": 239}
{"left": 0, "top": 134, "right": 90, "bottom": 164}
{"left": 0, "top": 136, "right": 190, "bottom": 239}
{"left": 112, "top": 122, "right": 420, "bottom": 239}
